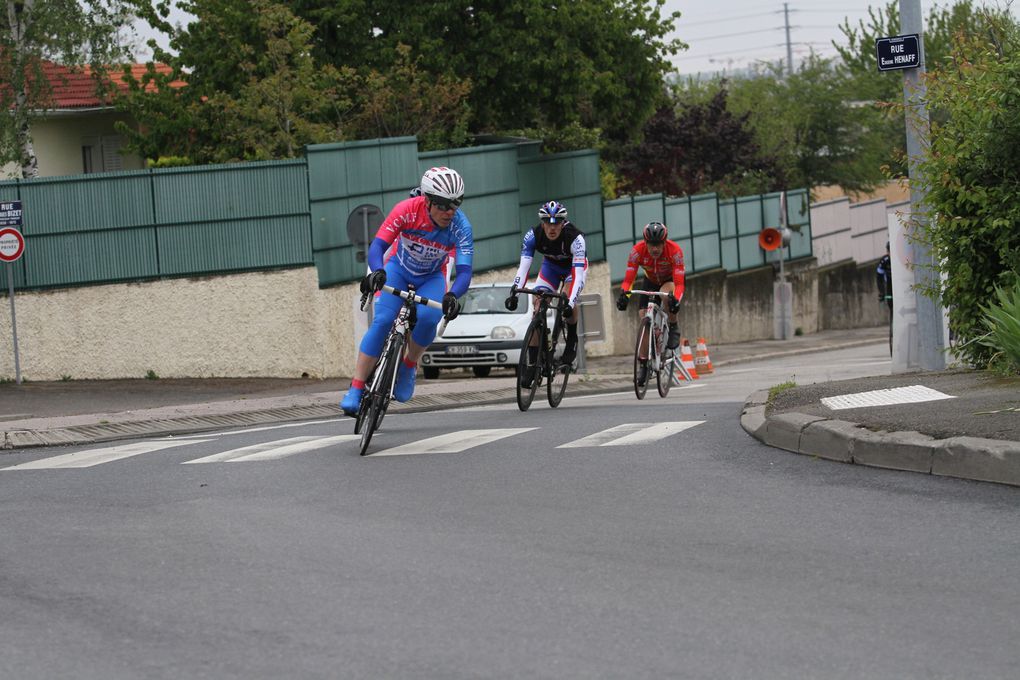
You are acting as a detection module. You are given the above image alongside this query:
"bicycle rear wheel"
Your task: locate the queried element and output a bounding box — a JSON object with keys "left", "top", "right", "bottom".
{"left": 547, "top": 318, "right": 571, "bottom": 408}
{"left": 516, "top": 318, "right": 543, "bottom": 412}
{"left": 633, "top": 317, "right": 651, "bottom": 400}
{"left": 656, "top": 349, "right": 673, "bottom": 398}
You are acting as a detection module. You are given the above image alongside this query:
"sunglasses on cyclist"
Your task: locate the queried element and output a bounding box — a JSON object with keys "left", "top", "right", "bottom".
{"left": 428, "top": 196, "right": 463, "bottom": 211}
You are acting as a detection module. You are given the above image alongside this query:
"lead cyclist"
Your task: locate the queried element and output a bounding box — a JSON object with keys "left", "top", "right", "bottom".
{"left": 340, "top": 167, "right": 474, "bottom": 416}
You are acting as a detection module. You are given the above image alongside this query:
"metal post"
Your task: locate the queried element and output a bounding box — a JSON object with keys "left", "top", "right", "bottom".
{"left": 575, "top": 309, "right": 586, "bottom": 372}
{"left": 784, "top": 3, "right": 794, "bottom": 76}
{"left": 900, "top": 0, "right": 946, "bottom": 370}
{"left": 6, "top": 264, "right": 21, "bottom": 384}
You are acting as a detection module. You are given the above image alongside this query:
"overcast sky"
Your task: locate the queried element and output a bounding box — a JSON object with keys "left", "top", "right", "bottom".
{"left": 663, "top": 0, "right": 1017, "bottom": 75}
{"left": 134, "top": 1, "right": 1017, "bottom": 76}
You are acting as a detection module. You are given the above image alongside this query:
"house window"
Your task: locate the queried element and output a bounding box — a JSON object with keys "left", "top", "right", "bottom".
{"left": 81, "top": 135, "right": 125, "bottom": 173}
{"left": 82, "top": 145, "right": 94, "bottom": 173}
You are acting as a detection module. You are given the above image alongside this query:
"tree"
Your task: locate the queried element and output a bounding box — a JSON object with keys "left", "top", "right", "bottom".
{"left": 616, "top": 89, "right": 783, "bottom": 197}
{"left": 118, "top": 0, "right": 359, "bottom": 163}
{"left": 833, "top": 0, "right": 1013, "bottom": 176}
{"left": 723, "top": 56, "right": 895, "bottom": 194}
{"left": 0, "top": 0, "right": 135, "bottom": 177}
{"left": 914, "top": 15, "right": 1020, "bottom": 367}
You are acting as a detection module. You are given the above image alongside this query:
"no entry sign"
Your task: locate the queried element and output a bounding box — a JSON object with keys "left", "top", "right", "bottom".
{"left": 0, "top": 226, "right": 25, "bottom": 263}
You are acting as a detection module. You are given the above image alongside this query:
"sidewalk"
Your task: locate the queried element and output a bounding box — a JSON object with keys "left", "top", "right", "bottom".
{"left": 2, "top": 326, "right": 1018, "bottom": 486}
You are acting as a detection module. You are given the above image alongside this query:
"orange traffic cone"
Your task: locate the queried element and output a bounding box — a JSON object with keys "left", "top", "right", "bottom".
{"left": 679, "top": 338, "right": 699, "bottom": 379}
{"left": 694, "top": 337, "right": 714, "bottom": 374}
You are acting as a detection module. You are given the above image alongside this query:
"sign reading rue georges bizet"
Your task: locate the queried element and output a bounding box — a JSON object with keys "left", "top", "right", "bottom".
{"left": 876, "top": 34, "right": 920, "bottom": 71}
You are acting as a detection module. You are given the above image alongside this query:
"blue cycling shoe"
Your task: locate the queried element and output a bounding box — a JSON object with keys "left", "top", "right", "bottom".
{"left": 340, "top": 387, "right": 364, "bottom": 417}
{"left": 394, "top": 363, "right": 416, "bottom": 402}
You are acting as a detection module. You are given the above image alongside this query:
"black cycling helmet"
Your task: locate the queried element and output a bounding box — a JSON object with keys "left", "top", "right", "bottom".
{"left": 643, "top": 221, "right": 668, "bottom": 244}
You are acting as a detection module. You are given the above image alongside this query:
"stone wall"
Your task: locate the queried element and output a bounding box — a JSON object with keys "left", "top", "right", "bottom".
{"left": 0, "top": 258, "right": 885, "bottom": 381}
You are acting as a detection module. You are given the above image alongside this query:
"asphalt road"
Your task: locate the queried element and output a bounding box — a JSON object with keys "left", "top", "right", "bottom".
{"left": 3, "top": 345, "right": 1019, "bottom": 679}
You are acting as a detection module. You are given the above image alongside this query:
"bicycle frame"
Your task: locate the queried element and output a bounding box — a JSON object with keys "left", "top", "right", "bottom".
{"left": 355, "top": 284, "right": 444, "bottom": 455}
{"left": 513, "top": 285, "right": 572, "bottom": 411}
{"left": 630, "top": 289, "right": 677, "bottom": 399}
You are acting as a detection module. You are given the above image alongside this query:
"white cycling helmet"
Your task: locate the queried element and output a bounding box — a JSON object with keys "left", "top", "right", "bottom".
{"left": 420, "top": 166, "right": 465, "bottom": 203}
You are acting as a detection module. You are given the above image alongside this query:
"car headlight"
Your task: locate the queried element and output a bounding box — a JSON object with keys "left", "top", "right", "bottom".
{"left": 490, "top": 326, "right": 515, "bottom": 339}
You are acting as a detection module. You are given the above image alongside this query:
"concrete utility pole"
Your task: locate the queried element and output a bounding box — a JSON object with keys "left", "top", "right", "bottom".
{"left": 900, "top": 0, "right": 947, "bottom": 370}
{"left": 783, "top": 3, "right": 793, "bottom": 75}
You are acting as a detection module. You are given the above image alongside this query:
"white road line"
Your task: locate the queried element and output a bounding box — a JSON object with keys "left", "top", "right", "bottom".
{"left": 558, "top": 421, "right": 704, "bottom": 448}
{"left": 4, "top": 440, "right": 211, "bottom": 470}
{"left": 174, "top": 418, "right": 342, "bottom": 439}
{"left": 370, "top": 428, "right": 536, "bottom": 456}
{"left": 184, "top": 435, "right": 359, "bottom": 463}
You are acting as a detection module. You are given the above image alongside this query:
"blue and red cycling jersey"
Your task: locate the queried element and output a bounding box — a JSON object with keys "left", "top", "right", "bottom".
{"left": 369, "top": 196, "right": 473, "bottom": 295}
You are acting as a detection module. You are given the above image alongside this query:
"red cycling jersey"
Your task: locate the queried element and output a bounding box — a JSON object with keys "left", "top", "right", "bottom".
{"left": 621, "top": 240, "right": 685, "bottom": 298}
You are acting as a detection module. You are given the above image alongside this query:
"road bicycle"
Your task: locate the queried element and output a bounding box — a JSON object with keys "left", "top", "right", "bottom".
{"left": 629, "top": 289, "right": 678, "bottom": 400}
{"left": 354, "top": 283, "right": 444, "bottom": 455}
{"left": 514, "top": 286, "right": 573, "bottom": 412}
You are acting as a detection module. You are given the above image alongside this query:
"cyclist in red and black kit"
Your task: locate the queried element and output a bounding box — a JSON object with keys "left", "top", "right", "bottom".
{"left": 617, "top": 221, "right": 685, "bottom": 354}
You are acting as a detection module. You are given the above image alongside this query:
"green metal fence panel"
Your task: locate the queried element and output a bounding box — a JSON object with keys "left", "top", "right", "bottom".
{"left": 602, "top": 198, "right": 633, "bottom": 245}
{"left": 152, "top": 160, "right": 307, "bottom": 224}
{"left": 307, "top": 138, "right": 420, "bottom": 286}
{"left": 632, "top": 194, "right": 664, "bottom": 236}
{"left": 518, "top": 149, "right": 604, "bottom": 266}
{"left": 25, "top": 229, "right": 158, "bottom": 287}
{"left": 151, "top": 160, "right": 312, "bottom": 277}
{"left": 665, "top": 197, "right": 691, "bottom": 239}
{"left": 19, "top": 171, "right": 153, "bottom": 235}
{"left": 15, "top": 171, "right": 159, "bottom": 286}
{"left": 158, "top": 215, "right": 312, "bottom": 276}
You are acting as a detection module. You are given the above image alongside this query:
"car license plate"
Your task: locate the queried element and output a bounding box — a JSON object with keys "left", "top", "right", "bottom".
{"left": 445, "top": 345, "right": 477, "bottom": 355}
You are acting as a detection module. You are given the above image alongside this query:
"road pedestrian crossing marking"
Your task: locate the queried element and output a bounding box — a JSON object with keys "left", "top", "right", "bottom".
{"left": 369, "top": 428, "right": 536, "bottom": 457}
{"left": 4, "top": 422, "right": 708, "bottom": 469}
{"left": 2, "top": 439, "right": 211, "bottom": 470}
{"left": 556, "top": 421, "right": 704, "bottom": 448}
{"left": 184, "top": 435, "right": 359, "bottom": 463}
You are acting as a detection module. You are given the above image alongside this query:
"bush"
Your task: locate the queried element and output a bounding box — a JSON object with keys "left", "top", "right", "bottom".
{"left": 915, "top": 15, "right": 1020, "bottom": 366}
{"left": 979, "top": 281, "right": 1020, "bottom": 374}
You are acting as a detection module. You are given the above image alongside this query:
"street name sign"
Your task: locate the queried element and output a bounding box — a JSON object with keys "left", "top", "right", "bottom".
{"left": 876, "top": 34, "right": 920, "bottom": 71}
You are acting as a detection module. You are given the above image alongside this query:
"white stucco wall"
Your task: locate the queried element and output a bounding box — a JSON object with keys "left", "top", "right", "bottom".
{"left": 0, "top": 262, "right": 619, "bottom": 381}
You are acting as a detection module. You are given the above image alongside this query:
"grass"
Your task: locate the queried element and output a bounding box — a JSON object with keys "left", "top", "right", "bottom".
{"left": 768, "top": 380, "right": 797, "bottom": 404}
{"left": 145, "top": 370, "right": 159, "bottom": 380}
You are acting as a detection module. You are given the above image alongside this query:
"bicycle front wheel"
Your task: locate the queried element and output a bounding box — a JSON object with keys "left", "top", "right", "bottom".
{"left": 633, "top": 317, "right": 651, "bottom": 400}
{"left": 516, "top": 319, "right": 543, "bottom": 412}
{"left": 373, "top": 333, "right": 404, "bottom": 432}
{"left": 358, "top": 393, "right": 380, "bottom": 455}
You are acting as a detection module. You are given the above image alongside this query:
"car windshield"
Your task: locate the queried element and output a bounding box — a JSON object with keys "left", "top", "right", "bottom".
{"left": 459, "top": 286, "right": 522, "bottom": 315}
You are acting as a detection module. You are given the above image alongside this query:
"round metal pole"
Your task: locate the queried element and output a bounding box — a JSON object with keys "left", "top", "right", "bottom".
{"left": 6, "top": 263, "right": 21, "bottom": 384}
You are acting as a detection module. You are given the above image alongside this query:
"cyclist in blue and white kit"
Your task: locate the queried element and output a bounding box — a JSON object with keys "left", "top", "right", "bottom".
{"left": 504, "top": 200, "right": 587, "bottom": 382}
{"left": 340, "top": 167, "right": 474, "bottom": 415}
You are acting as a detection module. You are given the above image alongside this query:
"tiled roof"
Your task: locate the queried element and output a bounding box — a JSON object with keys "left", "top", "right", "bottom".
{"left": 37, "top": 61, "right": 185, "bottom": 109}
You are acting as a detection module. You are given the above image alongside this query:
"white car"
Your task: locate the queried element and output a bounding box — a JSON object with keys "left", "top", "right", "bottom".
{"left": 421, "top": 283, "right": 538, "bottom": 379}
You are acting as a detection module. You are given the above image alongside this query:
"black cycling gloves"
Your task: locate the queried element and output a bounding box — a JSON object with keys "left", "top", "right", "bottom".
{"left": 616, "top": 292, "right": 629, "bottom": 311}
{"left": 360, "top": 269, "right": 387, "bottom": 295}
{"left": 442, "top": 292, "right": 461, "bottom": 321}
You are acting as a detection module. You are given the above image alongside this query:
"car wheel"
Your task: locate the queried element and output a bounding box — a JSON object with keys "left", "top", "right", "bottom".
{"left": 472, "top": 366, "right": 491, "bottom": 378}
{"left": 423, "top": 366, "right": 440, "bottom": 380}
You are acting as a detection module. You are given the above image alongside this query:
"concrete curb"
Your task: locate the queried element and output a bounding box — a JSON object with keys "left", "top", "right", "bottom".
{"left": 1, "top": 378, "right": 637, "bottom": 452}
{"left": 740, "top": 395, "right": 1020, "bottom": 488}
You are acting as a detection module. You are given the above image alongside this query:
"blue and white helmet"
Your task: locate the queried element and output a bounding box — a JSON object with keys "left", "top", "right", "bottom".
{"left": 538, "top": 200, "right": 568, "bottom": 224}
{"left": 420, "top": 166, "right": 465, "bottom": 202}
